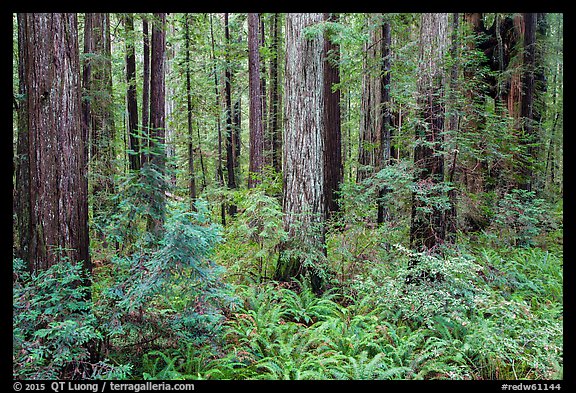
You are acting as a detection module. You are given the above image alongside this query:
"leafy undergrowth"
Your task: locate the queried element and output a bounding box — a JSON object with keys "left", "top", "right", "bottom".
{"left": 141, "top": 244, "right": 562, "bottom": 380}
{"left": 14, "top": 181, "right": 562, "bottom": 380}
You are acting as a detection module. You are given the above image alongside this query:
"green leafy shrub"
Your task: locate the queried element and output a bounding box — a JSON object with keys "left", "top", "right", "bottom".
{"left": 94, "top": 200, "right": 237, "bottom": 374}
{"left": 13, "top": 258, "right": 130, "bottom": 380}
{"left": 492, "top": 189, "right": 556, "bottom": 247}
{"left": 354, "top": 244, "right": 481, "bottom": 329}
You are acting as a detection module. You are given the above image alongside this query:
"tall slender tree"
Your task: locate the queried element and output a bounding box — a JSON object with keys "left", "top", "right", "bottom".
{"left": 147, "top": 12, "right": 167, "bottom": 235}
{"left": 357, "top": 14, "right": 383, "bottom": 183}
{"left": 518, "top": 12, "right": 538, "bottom": 192}
{"left": 275, "top": 13, "right": 325, "bottom": 294}
{"left": 410, "top": 13, "right": 449, "bottom": 253}
{"left": 268, "top": 13, "right": 282, "bottom": 174}
{"left": 184, "top": 13, "right": 197, "bottom": 209}
{"left": 125, "top": 13, "right": 140, "bottom": 171}
{"left": 83, "top": 13, "right": 116, "bottom": 244}
{"left": 446, "top": 12, "right": 460, "bottom": 241}
{"left": 248, "top": 13, "right": 265, "bottom": 188}
{"left": 210, "top": 13, "right": 226, "bottom": 225}
{"left": 323, "top": 13, "right": 343, "bottom": 217}
{"left": 14, "top": 13, "right": 30, "bottom": 261}
{"left": 141, "top": 15, "right": 150, "bottom": 166}
{"left": 224, "top": 13, "right": 237, "bottom": 216}
{"left": 377, "top": 18, "right": 392, "bottom": 224}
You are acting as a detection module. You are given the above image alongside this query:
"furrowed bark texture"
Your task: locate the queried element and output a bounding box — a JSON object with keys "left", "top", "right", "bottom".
{"left": 21, "top": 13, "right": 89, "bottom": 272}
{"left": 15, "top": 13, "right": 30, "bottom": 260}
{"left": 248, "top": 13, "right": 265, "bottom": 188}
{"left": 148, "top": 12, "right": 167, "bottom": 234}
{"left": 276, "top": 13, "right": 325, "bottom": 292}
{"left": 150, "top": 13, "right": 166, "bottom": 164}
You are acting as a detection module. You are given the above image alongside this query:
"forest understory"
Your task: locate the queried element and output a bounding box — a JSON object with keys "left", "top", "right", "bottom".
{"left": 13, "top": 12, "right": 563, "bottom": 381}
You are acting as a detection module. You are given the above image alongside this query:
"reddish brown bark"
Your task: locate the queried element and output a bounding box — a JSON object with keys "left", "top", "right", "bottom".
{"left": 248, "top": 13, "right": 265, "bottom": 188}
{"left": 20, "top": 13, "right": 89, "bottom": 272}
{"left": 141, "top": 16, "right": 150, "bottom": 166}
{"left": 149, "top": 13, "right": 166, "bottom": 164}
{"left": 323, "top": 13, "right": 343, "bottom": 216}
{"left": 224, "top": 13, "right": 237, "bottom": 216}
{"left": 125, "top": 14, "right": 140, "bottom": 171}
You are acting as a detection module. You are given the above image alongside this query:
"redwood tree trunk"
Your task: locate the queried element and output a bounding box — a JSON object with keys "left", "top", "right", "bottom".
{"left": 14, "top": 13, "right": 30, "bottom": 261}
{"left": 410, "top": 13, "right": 448, "bottom": 253}
{"left": 141, "top": 16, "right": 150, "bottom": 166}
{"left": 125, "top": 14, "right": 140, "bottom": 171}
{"left": 20, "top": 13, "right": 89, "bottom": 273}
{"left": 357, "top": 14, "right": 383, "bottom": 183}
{"left": 148, "top": 12, "right": 167, "bottom": 234}
{"left": 377, "top": 19, "right": 392, "bottom": 224}
{"left": 184, "top": 13, "right": 197, "bottom": 209}
{"left": 224, "top": 13, "right": 237, "bottom": 216}
{"left": 84, "top": 13, "right": 116, "bottom": 244}
{"left": 269, "top": 13, "right": 282, "bottom": 174}
{"left": 150, "top": 13, "right": 166, "bottom": 163}
{"left": 209, "top": 13, "right": 226, "bottom": 226}
{"left": 446, "top": 13, "right": 460, "bottom": 241}
{"left": 248, "top": 13, "right": 265, "bottom": 188}
{"left": 275, "top": 13, "right": 325, "bottom": 294}
{"left": 323, "top": 13, "right": 343, "bottom": 217}
{"left": 518, "top": 12, "right": 537, "bottom": 191}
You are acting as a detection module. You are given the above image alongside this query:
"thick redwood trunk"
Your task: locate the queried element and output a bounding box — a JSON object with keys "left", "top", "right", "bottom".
{"left": 20, "top": 13, "right": 89, "bottom": 272}
{"left": 275, "top": 13, "right": 325, "bottom": 294}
